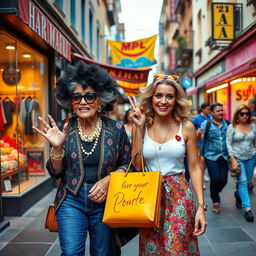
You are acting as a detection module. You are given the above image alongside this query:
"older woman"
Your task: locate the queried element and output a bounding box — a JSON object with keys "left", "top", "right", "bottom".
{"left": 32, "top": 61, "right": 131, "bottom": 256}
{"left": 128, "top": 74, "right": 207, "bottom": 256}
{"left": 226, "top": 104, "right": 256, "bottom": 222}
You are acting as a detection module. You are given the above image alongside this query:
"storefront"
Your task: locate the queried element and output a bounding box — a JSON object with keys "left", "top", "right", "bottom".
{"left": 0, "top": 0, "right": 71, "bottom": 216}
{"left": 204, "top": 36, "right": 256, "bottom": 119}
{"left": 191, "top": 25, "right": 256, "bottom": 120}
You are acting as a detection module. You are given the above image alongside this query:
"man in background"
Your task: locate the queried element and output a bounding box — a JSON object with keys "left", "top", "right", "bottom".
{"left": 192, "top": 103, "right": 211, "bottom": 188}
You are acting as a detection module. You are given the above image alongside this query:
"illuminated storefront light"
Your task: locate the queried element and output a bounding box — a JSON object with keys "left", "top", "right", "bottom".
{"left": 230, "top": 77, "right": 256, "bottom": 84}
{"left": 206, "top": 83, "right": 228, "bottom": 93}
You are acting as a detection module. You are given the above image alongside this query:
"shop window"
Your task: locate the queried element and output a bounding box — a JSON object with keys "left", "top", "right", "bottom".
{"left": 0, "top": 31, "right": 48, "bottom": 195}
{"left": 96, "top": 21, "right": 100, "bottom": 61}
{"left": 70, "top": 0, "right": 76, "bottom": 28}
{"left": 55, "top": 0, "right": 63, "bottom": 10}
{"left": 89, "top": 8, "right": 94, "bottom": 53}
{"left": 81, "top": 0, "right": 86, "bottom": 42}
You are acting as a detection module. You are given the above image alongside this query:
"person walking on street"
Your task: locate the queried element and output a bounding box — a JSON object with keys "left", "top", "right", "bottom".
{"left": 198, "top": 103, "right": 229, "bottom": 214}
{"left": 192, "top": 102, "right": 211, "bottom": 187}
{"left": 226, "top": 104, "right": 256, "bottom": 222}
{"left": 32, "top": 61, "right": 131, "bottom": 256}
{"left": 129, "top": 74, "right": 207, "bottom": 256}
{"left": 248, "top": 97, "right": 256, "bottom": 123}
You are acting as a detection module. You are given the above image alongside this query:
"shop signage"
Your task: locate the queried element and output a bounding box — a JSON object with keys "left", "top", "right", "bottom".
{"left": 18, "top": 0, "right": 71, "bottom": 61}
{"left": 212, "top": 3, "right": 234, "bottom": 40}
{"left": 72, "top": 53, "right": 151, "bottom": 96}
{"left": 231, "top": 81, "right": 256, "bottom": 117}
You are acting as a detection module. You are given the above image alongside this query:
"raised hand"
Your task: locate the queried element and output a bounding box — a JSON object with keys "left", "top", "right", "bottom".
{"left": 128, "top": 96, "right": 146, "bottom": 127}
{"left": 32, "top": 115, "right": 68, "bottom": 149}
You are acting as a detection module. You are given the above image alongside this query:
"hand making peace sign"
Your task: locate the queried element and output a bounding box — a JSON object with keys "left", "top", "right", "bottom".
{"left": 128, "top": 96, "right": 146, "bottom": 128}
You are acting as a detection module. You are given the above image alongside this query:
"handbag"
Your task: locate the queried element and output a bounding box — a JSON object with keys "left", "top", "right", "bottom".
{"left": 228, "top": 159, "right": 241, "bottom": 178}
{"left": 103, "top": 152, "right": 162, "bottom": 228}
{"left": 45, "top": 203, "right": 58, "bottom": 232}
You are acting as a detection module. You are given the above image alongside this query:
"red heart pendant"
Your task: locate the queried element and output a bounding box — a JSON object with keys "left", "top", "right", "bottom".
{"left": 175, "top": 135, "right": 181, "bottom": 141}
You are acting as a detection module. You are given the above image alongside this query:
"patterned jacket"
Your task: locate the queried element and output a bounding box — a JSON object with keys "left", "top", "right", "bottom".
{"left": 46, "top": 116, "right": 131, "bottom": 212}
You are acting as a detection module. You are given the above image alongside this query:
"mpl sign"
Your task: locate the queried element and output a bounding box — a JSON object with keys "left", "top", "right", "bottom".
{"left": 18, "top": 0, "right": 71, "bottom": 61}
{"left": 212, "top": 3, "right": 234, "bottom": 41}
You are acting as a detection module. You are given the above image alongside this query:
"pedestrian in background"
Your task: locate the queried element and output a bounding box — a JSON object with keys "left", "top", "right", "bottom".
{"left": 198, "top": 103, "right": 229, "bottom": 214}
{"left": 32, "top": 61, "right": 131, "bottom": 256}
{"left": 248, "top": 97, "right": 256, "bottom": 123}
{"left": 192, "top": 102, "right": 211, "bottom": 188}
{"left": 226, "top": 104, "right": 256, "bottom": 222}
{"left": 123, "top": 108, "right": 133, "bottom": 142}
{"left": 129, "top": 74, "right": 207, "bottom": 256}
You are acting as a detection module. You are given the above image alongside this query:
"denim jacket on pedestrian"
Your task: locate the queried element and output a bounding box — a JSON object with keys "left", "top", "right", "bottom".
{"left": 201, "top": 119, "right": 229, "bottom": 161}
{"left": 46, "top": 116, "right": 131, "bottom": 212}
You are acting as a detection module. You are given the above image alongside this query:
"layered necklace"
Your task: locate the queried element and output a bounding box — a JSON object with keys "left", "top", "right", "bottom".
{"left": 77, "top": 118, "right": 102, "bottom": 157}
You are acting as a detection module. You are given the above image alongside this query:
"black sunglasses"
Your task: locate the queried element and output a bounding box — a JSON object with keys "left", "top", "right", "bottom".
{"left": 239, "top": 111, "right": 250, "bottom": 117}
{"left": 71, "top": 92, "right": 97, "bottom": 104}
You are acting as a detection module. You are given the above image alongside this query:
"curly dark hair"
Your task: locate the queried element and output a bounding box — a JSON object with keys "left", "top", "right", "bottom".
{"left": 56, "top": 61, "right": 118, "bottom": 114}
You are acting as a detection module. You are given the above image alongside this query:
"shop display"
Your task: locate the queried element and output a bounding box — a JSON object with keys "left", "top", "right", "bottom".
{"left": 0, "top": 31, "right": 48, "bottom": 196}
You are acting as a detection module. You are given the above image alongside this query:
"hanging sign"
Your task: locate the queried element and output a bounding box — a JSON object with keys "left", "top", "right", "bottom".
{"left": 212, "top": 3, "right": 234, "bottom": 40}
{"left": 18, "top": 0, "right": 71, "bottom": 61}
{"left": 107, "top": 35, "right": 157, "bottom": 68}
{"left": 72, "top": 53, "right": 151, "bottom": 96}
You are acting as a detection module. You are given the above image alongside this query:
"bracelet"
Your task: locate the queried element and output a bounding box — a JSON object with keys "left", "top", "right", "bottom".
{"left": 198, "top": 203, "right": 207, "bottom": 211}
{"left": 50, "top": 148, "right": 65, "bottom": 161}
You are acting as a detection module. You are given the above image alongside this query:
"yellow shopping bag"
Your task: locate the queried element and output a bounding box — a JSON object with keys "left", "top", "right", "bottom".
{"left": 103, "top": 153, "right": 162, "bottom": 228}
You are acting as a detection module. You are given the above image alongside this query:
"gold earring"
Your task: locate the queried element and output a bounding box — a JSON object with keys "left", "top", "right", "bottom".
{"left": 98, "top": 106, "right": 102, "bottom": 113}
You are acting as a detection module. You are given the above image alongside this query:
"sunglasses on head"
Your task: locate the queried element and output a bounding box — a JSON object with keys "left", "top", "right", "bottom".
{"left": 154, "top": 74, "right": 179, "bottom": 82}
{"left": 239, "top": 111, "right": 250, "bottom": 117}
{"left": 71, "top": 92, "right": 97, "bottom": 104}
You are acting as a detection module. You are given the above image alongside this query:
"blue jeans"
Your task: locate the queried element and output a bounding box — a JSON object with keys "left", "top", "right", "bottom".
{"left": 205, "top": 156, "right": 228, "bottom": 203}
{"left": 236, "top": 155, "right": 256, "bottom": 210}
{"left": 56, "top": 184, "right": 112, "bottom": 256}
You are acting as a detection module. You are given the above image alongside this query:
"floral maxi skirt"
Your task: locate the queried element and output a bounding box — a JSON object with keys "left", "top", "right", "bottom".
{"left": 139, "top": 173, "right": 200, "bottom": 256}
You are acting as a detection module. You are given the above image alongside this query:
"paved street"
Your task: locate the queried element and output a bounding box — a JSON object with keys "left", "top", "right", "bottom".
{"left": 0, "top": 176, "right": 256, "bottom": 256}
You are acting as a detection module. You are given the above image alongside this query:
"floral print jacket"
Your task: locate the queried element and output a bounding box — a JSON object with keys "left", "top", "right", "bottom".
{"left": 46, "top": 116, "right": 131, "bottom": 212}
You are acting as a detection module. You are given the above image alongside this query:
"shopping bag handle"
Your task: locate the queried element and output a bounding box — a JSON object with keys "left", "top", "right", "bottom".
{"left": 124, "top": 152, "right": 145, "bottom": 177}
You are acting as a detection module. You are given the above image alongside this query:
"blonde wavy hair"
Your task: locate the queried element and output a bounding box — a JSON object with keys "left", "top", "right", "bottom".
{"left": 232, "top": 104, "right": 251, "bottom": 127}
{"left": 138, "top": 77, "right": 191, "bottom": 127}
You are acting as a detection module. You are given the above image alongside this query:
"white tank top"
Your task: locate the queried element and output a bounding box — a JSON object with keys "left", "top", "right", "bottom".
{"left": 143, "top": 123, "right": 186, "bottom": 175}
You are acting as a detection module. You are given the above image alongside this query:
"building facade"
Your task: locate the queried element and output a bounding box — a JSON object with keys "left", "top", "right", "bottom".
{"left": 0, "top": 0, "right": 121, "bottom": 216}
{"left": 159, "top": 0, "right": 193, "bottom": 91}
{"left": 188, "top": 0, "right": 256, "bottom": 118}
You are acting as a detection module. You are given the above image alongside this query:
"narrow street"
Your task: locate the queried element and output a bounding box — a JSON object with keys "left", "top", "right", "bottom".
{"left": 0, "top": 176, "right": 256, "bottom": 256}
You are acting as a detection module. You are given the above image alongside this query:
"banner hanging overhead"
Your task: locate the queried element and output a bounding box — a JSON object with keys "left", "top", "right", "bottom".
{"left": 212, "top": 3, "right": 235, "bottom": 41}
{"left": 107, "top": 35, "right": 157, "bottom": 68}
{"left": 72, "top": 53, "right": 151, "bottom": 96}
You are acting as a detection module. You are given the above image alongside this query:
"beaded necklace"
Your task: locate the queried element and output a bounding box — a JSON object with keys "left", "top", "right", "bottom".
{"left": 77, "top": 118, "right": 102, "bottom": 157}
{"left": 77, "top": 118, "right": 102, "bottom": 142}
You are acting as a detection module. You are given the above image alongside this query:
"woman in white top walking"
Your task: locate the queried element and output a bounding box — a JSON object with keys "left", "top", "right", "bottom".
{"left": 226, "top": 104, "right": 256, "bottom": 222}
{"left": 128, "top": 74, "right": 207, "bottom": 256}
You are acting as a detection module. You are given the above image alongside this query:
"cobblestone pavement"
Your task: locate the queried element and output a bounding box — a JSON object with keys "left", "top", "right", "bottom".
{"left": 0, "top": 176, "right": 256, "bottom": 256}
